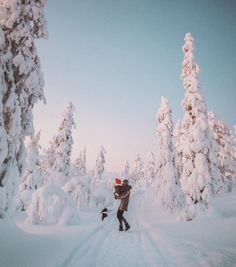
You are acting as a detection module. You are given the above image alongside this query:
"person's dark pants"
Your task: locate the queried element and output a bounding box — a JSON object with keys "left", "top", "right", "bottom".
{"left": 117, "top": 209, "right": 129, "bottom": 227}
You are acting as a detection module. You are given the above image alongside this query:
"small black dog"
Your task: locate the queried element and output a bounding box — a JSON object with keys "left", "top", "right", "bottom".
{"left": 101, "top": 208, "right": 108, "bottom": 221}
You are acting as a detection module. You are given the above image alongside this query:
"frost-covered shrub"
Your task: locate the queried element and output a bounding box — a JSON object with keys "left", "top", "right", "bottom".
{"left": 27, "top": 185, "right": 78, "bottom": 226}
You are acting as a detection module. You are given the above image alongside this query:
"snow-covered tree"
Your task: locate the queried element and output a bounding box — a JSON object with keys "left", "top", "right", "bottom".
{"left": 78, "top": 175, "right": 91, "bottom": 208}
{"left": 70, "top": 147, "right": 90, "bottom": 206}
{"left": 121, "top": 161, "right": 130, "bottom": 179}
{"left": 63, "top": 178, "right": 82, "bottom": 209}
{"left": 27, "top": 185, "right": 79, "bottom": 226}
{"left": 0, "top": 23, "right": 22, "bottom": 215}
{"left": 232, "top": 125, "right": 236, "bottom": 189}
{"left": 50, "top": 102, "right": 76, "bottom": 186}
{"left": 232, "top": 125, "right": 236, "bottom": 156}
{"left": 0, "top": 1, "right": 47, "bottom": 215}
{"left": 1, "top": 0, "right": 47, "bottom": 137}
{"left": 0, "top": 27, "right": 9, "bottom": 214}
{"left": 93, "top": 146, "right": 106, "bottom": 186}
{"left": 174, "top": 119, "right": 184, "bottom": 180}
{"left": 232, "top": 125, "right": 236, "bottom": 157}
{"left": 74, "top": 147, "right": 87, "bottom": 177}
{"left": 131, "top": 153, "right": 145, "bottom": 186}
{"left": 18, "top": 131, "right": 43, "bottom": 210}
{"left": 208, "top": 112, "right": 236, "bottom": 192}
{"left": 91, "top": 146, "right": 113, "bottom": 208}
{"left": 41, "top": 141, "right": 56, "bottom": 185}
{"left": 145, "top": 152, "right": 157, "bottom": 188}
{"left": 179, "top": 33, "right": 220, "bottom": 206}
{"left": 156, "top": 97, "right": 186, "bottom": 213}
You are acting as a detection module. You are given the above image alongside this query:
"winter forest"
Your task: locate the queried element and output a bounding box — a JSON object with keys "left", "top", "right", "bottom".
{"left": 1, "top": 1, "right": 236, "bottom": 267}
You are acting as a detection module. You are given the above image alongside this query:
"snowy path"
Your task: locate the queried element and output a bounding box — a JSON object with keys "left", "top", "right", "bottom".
{"left": 64, "top": 191, "right": 148, "bottom": 267}
{"left": 60, "top": 191, "right": 212, "bottom": 267}
{"left": 1, "top": 191, "right": 236, "bottom": 267}
{"left": 60, "top": 190, "right": 236, "bottom": 267}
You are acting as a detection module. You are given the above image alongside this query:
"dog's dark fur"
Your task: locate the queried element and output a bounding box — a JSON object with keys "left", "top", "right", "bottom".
{"left": 101, "top": 208, "right": 108, "bottom": 220}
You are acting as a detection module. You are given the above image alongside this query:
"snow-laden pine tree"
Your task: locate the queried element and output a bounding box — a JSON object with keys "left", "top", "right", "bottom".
{"left": 131, "top": 153, "right": 145, "bottom": 186}
{"left": 174, "top": 119, "right": 184, "bottom": 180}
{"left": 67, "top": 147, "right": 90, "bottom": 208}
{"left": 0, "top": 26, "right": 21, "bottom": 214}
{"left": 0, "top": 1, "right": 47, "bottom": 215}
{"left": 50, "top": 102, "right": 76, "bottom": 186}
{"left": 41, "top": 141, "right": 56, "bottom": 185}
{"left": 156, "top": 97, "right": 186, "bottom": 213}
{"left": 179, "top": 33, "right": 221, "bottom": 206}
{"left": 145, "top": 152, "right": 156, "bottom": 188}
{"left": 1, "top": 0, "right": 47, "bottom": 137}
{"left": 232, "top": 125, "right": 236, "bottom": 189}
{"left": 122, "top": 161, "right": 130, "bottom": 179}
{"left": 18, "top": 131, "right": 43, "bottom": 211}
{"left": 233, "top": 126, "right": 236, "bottom": 159}
{"left": 91, "top": 146, "right": 113, "bottom": 208}
{"left": 74, "top": 147, "right": 87, "bottom": 177}
{"left": 0, "top": 27, "right": 9, "bottom": 214}
{"left": 93, "top": 146, "right": 106, "bottom": 186}
{"left": 208, "top": 112, "right": 236, "bottom": 192}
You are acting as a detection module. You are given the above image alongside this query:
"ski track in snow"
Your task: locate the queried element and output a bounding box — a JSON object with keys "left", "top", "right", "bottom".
{"left": 65, "top": 218, "right": 115, "bottom": 267}
{"left": 137, "top": 191, "right": 174, "bottom": 267}
{"left": 63, "top": 191, "right": 178, "bottom": 267}
{"left": 138, "top": 192, "right": 209, "bottom": 267}
{"left": 61, "top": 224, "right": 104, "bottom": 267}
{"left": 62, "top": 192, "right": 227, "bottom": 267}
{"left": 63, "top": 192, "right": 148, "bottom": 267}
{"left": 136, "top": 192, "right": 169, "bottom": 267}
{"left": 95, "top": 191, "right": 147, "bottom": 267}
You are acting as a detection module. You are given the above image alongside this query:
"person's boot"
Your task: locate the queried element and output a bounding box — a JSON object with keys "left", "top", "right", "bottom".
{"left": 125, "top": 223, "right": 130, "bottom": 231}
{"left": 119, "top": 225, "right": 123, "bottom": 231}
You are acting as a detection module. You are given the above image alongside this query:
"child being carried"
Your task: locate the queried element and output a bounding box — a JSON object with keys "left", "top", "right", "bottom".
{"left": 114, "top": 178, "right": 127, "bottom": 198}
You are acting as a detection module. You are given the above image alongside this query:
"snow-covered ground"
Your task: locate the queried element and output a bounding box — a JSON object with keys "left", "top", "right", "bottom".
{"left": 1, "top": 190, "right": 236, "bottom": 267}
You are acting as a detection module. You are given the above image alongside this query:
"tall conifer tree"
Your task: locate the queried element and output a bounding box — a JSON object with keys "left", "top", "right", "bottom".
{"left": 157, "top": 97, "right": 186, "bottom": 213}
{"left": 179, "top": 33, "right": 220, "bottom": 205}
{"left": 0, "top": 1, "right": 47, "bottom": 214}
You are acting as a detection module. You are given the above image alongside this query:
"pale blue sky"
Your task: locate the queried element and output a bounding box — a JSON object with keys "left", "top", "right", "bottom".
{"left": 34, "top": 0, "right": 236, "bottom": 172}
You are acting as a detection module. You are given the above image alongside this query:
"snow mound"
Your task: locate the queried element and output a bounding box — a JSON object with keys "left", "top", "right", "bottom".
{"left": 26, "top": 185, "right": 79, "bottom": 226}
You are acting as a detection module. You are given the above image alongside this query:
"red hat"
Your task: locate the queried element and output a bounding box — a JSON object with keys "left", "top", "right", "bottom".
{"left": 115, "top": 178, "right": 122, "bottom": 186}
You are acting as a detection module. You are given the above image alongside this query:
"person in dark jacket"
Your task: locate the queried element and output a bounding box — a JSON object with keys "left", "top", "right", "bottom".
{"left": 115, "top": 179, "right": 131, "bottom": 231}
